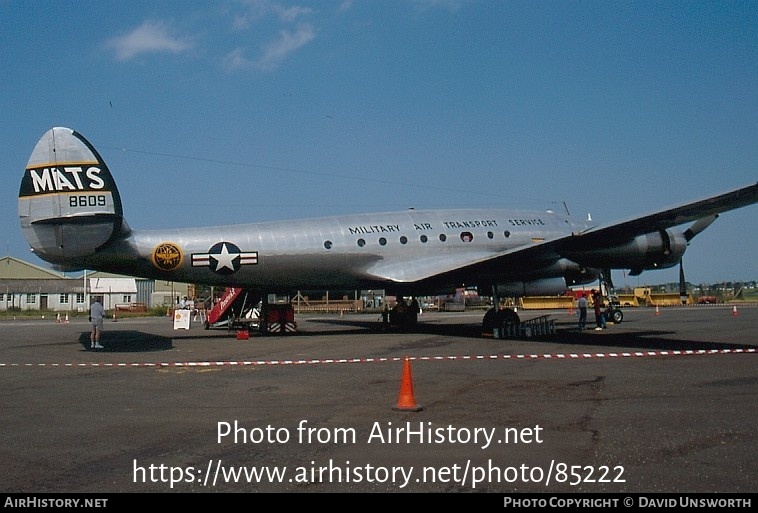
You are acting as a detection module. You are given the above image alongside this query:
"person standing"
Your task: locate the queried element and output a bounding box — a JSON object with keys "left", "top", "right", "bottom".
{"left": 89, "top": 297, "right": 105, "bottom": 349}
{"left": 592, "top": 290, "right": 606, "bottom": 330}
{"left": 380, "top": 304, "right": 389, "bottom": 332}
{"left": 577, "top": 293, "right": 588, "bottom": 330}
{"left": 409, "top": 297, "right": 420, "bottom": 326}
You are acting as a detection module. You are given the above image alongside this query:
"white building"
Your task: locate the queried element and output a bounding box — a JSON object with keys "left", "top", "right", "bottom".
{"left": 0, "top": 256, "right": 194, "bottom": 313}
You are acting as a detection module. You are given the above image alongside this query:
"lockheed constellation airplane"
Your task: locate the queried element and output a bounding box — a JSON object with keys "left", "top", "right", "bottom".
{"left": 18, "top": 127, "right": 758, "bottom": 335}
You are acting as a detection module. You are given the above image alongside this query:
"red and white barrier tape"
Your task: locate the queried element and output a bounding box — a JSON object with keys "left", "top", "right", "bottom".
{"left": 2, "top": 347, "right": 754, "bottom": 368}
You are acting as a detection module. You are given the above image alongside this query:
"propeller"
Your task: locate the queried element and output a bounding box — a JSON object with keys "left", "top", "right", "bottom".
{"left": 678, "top": 216, "right": 718, "bottom": 305}
{"left": 684, "top": 215, "right": 718, "bottom": 242}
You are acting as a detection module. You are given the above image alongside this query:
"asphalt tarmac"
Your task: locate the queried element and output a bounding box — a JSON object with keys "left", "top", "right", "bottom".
{"left": 1, "top": 305, "right": 755, "bottom": 493}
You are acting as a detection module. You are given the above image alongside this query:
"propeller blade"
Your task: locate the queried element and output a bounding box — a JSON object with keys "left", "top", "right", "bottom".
{"left": 679, "top": 260, "right": 688, "bottom": 304}
{"left": 684, "top": 215, "right": 719, "bottom": 242}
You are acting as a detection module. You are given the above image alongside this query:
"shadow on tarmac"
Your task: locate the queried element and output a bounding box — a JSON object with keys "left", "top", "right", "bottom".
{"left": 77, "top": 331, "right": 173, "bottom": 352}
{"left": 307, "top": 317, "right": 757, "bottom": 352}
{"left": 74, "top": 309, "right": 756, "bottom": 354}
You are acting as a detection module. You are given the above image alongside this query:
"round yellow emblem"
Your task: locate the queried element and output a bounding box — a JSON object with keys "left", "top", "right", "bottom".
{"left": 151, "top": 242, "right": 183, "bottom": 271}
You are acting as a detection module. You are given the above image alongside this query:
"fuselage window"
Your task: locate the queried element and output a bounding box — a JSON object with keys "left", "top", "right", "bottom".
{"left": 487, "top": 231, "right": 494, "bottom": 239}
{"left": 399, "top": 236, "right": 408, "bottom": 244}
{"left": 357, "top": 238, "right": 366, "bottom": 247}
{"left": 460, "top": 231, "right": 473, "bottom": 242}
{"left": 379, "top": 237, "right": 387, "bottom": 246}
{"left": 439, "top": 234, "right": 447, "bottom": 242}
{"left": 504, "top": 230, "right": 511, "bottom": 238}
{"left": 324, "top": 240, "right": 333, "bottom": 249}
{"left": 420, "top": 235, "right": 428, "bottom": 243}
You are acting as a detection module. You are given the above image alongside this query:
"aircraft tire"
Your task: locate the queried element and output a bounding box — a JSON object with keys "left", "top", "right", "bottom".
{"left": 481, "top": 307, "right": 498, "bottom": 333}
{"left": 496, "top": 308, "right": 521, "bottom": 339}
{"left": 609, "top": 308, "right": 623, "bottom": 324}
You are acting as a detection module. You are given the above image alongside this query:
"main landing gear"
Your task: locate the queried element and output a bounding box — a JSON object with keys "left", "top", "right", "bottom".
{"left": 482, "top": 307, "right": 521, "bottom": 339}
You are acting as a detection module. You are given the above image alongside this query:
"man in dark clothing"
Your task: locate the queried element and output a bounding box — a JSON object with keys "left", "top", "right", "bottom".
{"left": 592, "top": 290, "right": 606, "bottom": 330}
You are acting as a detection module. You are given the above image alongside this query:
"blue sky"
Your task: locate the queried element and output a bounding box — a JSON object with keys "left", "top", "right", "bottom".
{"left": 2, "top": 0, "right": 756, "bottom": 287}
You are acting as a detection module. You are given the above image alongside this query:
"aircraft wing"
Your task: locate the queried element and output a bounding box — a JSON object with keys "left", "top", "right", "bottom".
{"left": 562, "top": 182, "right": 758, "bottom": 247}
{"left": 365, "top": 182, "right": 758, "bottom": 285}
{"left": 363, "top": 248, "right": 521, "bottom": 284}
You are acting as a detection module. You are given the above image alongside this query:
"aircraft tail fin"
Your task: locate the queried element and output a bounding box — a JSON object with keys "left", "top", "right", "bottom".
{"left": 18, "top": 127, "right": 128, "bottom": 266}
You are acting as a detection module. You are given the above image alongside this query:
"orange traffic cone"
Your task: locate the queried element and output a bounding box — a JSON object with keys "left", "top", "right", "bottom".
{"left": 655, "top": 305, "right": 660, "bottom": 316}
{"left": 393, "top": 357, "right": 423, "bottom": 412}
{"left": 732, "top": 305, "right": 739, "bottom": 317}
{"left": 569, "top": 304, "right": 574, "bottom": 316}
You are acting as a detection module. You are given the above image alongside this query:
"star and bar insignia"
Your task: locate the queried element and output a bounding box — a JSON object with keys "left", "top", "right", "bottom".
{"left": 191, "top": 242, "right": 258, "bottom": 275}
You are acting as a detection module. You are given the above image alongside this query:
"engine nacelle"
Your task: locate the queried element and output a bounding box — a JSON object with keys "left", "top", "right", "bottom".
{"left": 562, "top": 229, "right": 688, "bottom": 272}
{"left": 497, "top": 277, "right": 569, "bottom": 297}
{"left": 494, "top": 259, "right": 600, "bottom": 297}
